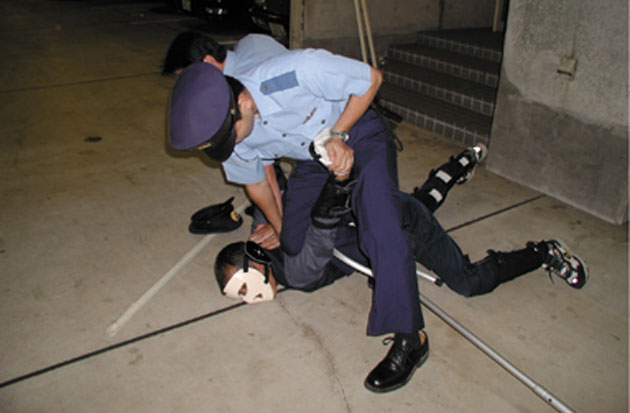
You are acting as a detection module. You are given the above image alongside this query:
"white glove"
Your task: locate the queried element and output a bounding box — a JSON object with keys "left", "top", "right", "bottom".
{"left": 311, "top": 128, "right": 333, "bottom": 166}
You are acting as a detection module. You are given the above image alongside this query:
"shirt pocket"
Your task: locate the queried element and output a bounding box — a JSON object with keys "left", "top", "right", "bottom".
{"left": 260, "top": 71, "right": 299, "bottom": 95}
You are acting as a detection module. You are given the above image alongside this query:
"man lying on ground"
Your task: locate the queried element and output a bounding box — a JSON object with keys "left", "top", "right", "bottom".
{"left": 212, "top": 145, "right": 588, "bottom": 393}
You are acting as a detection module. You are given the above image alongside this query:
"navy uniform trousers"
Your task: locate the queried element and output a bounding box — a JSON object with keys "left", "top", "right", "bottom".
{"left": 281, "top": 110, "right": 423, "bottom": 336}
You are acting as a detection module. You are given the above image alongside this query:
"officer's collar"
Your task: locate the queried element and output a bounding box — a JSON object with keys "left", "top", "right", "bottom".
{"left": 223, "top": 51, "right": 236, "bottom": 77}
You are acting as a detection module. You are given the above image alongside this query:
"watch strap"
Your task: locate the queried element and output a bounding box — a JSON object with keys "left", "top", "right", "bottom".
{"left": 331, "top": 130, "right": 350, "bottom": 142}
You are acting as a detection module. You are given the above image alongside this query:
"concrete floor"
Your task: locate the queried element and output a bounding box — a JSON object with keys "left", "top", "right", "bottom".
{"left": 0, "top": 1, "right": 627, "bottom": 412}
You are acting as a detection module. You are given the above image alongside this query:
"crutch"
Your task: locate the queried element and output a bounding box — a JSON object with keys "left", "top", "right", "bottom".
{"left": 332, "top": 248, "right": 576, "bottom": 413}
{"left": 333, "top": 249, "right": 442, "bottom": 286}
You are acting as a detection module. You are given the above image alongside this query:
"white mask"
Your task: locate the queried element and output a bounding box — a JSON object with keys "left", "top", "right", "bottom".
{"left": 223, "top": 267, "right": 274, "bottom": 304}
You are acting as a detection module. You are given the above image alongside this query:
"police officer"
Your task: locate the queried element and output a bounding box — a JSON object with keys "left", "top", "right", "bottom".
{"left": 163, "top": 31, "right": 289, "bottom": 223}
{"left": 168, "top": 50, "right": 427, "bottom": 392}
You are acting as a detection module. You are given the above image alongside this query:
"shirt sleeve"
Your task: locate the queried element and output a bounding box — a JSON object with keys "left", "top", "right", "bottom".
{"left": 235, "top": 34, "right": 288, "bottom": 58}
{"left": 225, "top": 34, "right": 288, "bottom": 76}
{"left": 295, "top": 49, "right": 373, "bottom": 101}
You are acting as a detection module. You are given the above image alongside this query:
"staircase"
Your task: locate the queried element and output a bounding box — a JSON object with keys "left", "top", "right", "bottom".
{"left": 379, "top": 29, "right": 505, "bottom": 147}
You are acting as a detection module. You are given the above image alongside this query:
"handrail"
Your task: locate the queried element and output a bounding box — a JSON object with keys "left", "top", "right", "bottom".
{"left": 352, "top": 0, "right": 378, "bottom": 67}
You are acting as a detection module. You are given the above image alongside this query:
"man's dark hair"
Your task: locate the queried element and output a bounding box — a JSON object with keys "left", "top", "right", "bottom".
{"left": 225, "top": 75, "right": 245, "bottom": 99}
{"left": 162, "top": 31, "right": 227, "bottom": 76}
{"left": 214, "top": 241, "right": 246, "bottom": 292}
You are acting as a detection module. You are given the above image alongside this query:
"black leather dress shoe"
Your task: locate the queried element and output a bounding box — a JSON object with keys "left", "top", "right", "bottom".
{"left": 364, "top": 332, "right": 429, "bottom": 393}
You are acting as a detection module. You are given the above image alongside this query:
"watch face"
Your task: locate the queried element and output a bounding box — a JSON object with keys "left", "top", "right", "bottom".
{"left": 332, "top": 130, "right": 349, "bottom": 142}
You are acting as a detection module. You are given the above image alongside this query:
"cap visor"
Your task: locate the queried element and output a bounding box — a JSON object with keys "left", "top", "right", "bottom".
{"left": 203, "top": 129, "right": 237, "bottom": 162}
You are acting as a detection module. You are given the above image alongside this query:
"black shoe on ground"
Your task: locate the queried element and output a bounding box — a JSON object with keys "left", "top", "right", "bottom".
{"left": 364, "top": 331, "right": 429, "bottom": 393}
{"left": 541, "top": 239, "right": 589, "bottom": 288}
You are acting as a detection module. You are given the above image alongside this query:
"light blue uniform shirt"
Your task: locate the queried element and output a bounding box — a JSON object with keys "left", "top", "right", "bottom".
{"left": 223, "top": 49, "right": 373, "bottom": 185}
{"left": 223, "top": 34, "right": 288, "bottom": 77}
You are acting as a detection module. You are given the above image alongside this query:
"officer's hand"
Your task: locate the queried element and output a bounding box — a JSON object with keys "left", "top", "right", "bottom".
{"left": 248, "top": 224, "right": 280, "bottom": 250}
{"left": 325, "top": 137, "right": 354, "bottom": 179}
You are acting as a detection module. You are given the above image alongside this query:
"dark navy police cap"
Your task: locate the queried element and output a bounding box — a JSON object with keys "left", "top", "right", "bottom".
{"left": 188, "top": 197, "right": 243, "bottom": 234}
{"left": 169, "top": 62, "right": 237, "bottom": 162}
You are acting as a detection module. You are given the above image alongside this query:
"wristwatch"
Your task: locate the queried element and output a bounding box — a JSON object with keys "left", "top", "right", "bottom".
{"left": 331, "top": 130, "right": 350, "bottom": 142}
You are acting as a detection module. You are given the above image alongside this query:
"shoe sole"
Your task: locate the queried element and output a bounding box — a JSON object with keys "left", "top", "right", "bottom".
{"left": 473, "top": 142, "right": 488, "bottom": 163}
{"left": 456, "top": 142, "right": 488, "bottom": 185}
{"left": 363, "top": 349, "right": 430, "bottom": 394}
{"left": 549, "top": 239, "right": 590, "bottom": 288}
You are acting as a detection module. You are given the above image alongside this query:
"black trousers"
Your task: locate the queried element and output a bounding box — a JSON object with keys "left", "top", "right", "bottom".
{"left": 400, "top": 193, "right": 545, "bottom": 297}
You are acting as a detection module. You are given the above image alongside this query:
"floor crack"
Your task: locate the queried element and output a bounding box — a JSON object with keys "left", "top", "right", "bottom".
{"left": 277, "top": 298, "right": 352, "bottom": 413}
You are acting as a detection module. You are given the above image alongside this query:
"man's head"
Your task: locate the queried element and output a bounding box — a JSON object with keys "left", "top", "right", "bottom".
{"left": 214, "top": 241, "right": 277, "bottom": 304}
{"left": 168, "top": 62, "right": 258, "bottom": 161}
{"left": 162, "top": 31, "right": 227, "bottom": 75}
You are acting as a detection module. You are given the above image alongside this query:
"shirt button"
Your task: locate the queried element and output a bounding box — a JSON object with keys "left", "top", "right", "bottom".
{"left": 321, "top": 120, "right": 326, "bottom": 124}
{"left": 301, "top": 142, "right": 306, "bottom": 146}
{"left": 282, "top": 133, "right": 287, "bottom": 137}
{"left": 263, "top": 121, "right": 268, "bottom": 125}
{"left": 263, "top": 86, "right": 269, "bottom": 92}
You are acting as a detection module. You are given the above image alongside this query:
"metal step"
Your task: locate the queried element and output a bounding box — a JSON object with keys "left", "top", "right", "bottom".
{"left": 387, "top": 43, "right": 501, "bottom": 88}
{"left": 382, "top": 58, "right": 498, "bottom": 117}
{"left": 416, "top": 29, "right": 504, "bottom": 63}
{"left": 379, "top": 82, "right": 492, "bottom": 147}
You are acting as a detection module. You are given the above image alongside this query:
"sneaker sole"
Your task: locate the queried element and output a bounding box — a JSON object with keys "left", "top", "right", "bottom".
{"left": 549, "top": 239, "right": 590, "bottom": 288}
{"left": 456, "top": 142, "right": 488, "bottom": 185}
{"left": 473, "top": 142, "right": 488, "bottom": 163}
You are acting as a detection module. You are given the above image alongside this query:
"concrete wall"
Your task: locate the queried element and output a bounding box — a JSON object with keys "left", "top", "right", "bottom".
{"left": 487, "top": 0, "right": 628, "bottom": 224}
{"left": 290, "top": 0, "right": 496, "bottom": 58}
{"left": 441, "top": 0, "right": 496, "bottom": 29}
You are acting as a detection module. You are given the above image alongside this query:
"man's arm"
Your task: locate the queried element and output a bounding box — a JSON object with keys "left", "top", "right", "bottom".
{"left": 332, "top": 66, "right": 383, "bottom": 133}
{"left": 325, "top": 67, "right": 383, "bottom": 177}
{"left": 246, "top": 178, "right": 283, "bottom": 234}
{"left": 264, "top": 163, "right": 283, "bottom": 217}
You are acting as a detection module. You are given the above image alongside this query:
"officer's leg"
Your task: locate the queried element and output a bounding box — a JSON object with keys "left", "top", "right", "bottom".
{"left": 280, "top": 160, "right": 328, "bottom": 255}
{"left": 351, "top": 112, "right": 429, "bottom": 394}
{"left": 350, "top": 112, "right": 423, "bottom": 337}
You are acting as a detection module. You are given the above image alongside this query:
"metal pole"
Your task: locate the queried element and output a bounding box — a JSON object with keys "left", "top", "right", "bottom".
{"left": 332, "top": 249, "right": 576, "bottom": 413}
{"left": 352, "top": 0, "right": 368, "bottom": 63}
{"left": 359, "top": 0, "right": 378, "bottom": 67}
{"left": 493, "top": 0, "right": 504, "bottom": 32}
{"left": 333, "top": 248, "right": 442, "bottom": 286}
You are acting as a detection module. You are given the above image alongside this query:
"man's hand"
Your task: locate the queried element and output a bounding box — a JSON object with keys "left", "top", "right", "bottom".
{"left": 248, "top": 224, "right": 280, "bottom": 250}
{"left": 246, "top": 179, "right": 283, "bottom": 234}
{"left": 325, "top": 136, "right": 354, "bottom": 178}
